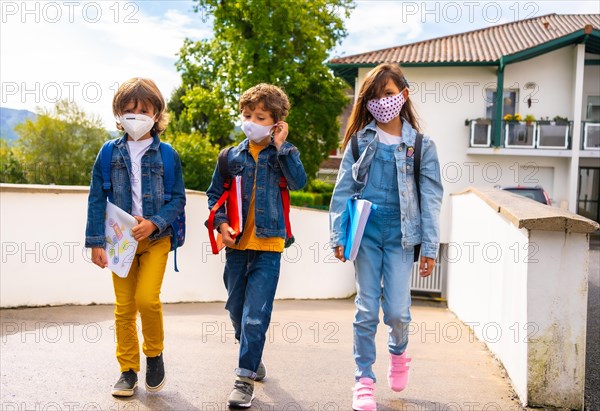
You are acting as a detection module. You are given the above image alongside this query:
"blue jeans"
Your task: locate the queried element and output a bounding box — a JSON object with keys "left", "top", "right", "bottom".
{"left": 353, "top": 205, "right": 414, "bottom": 382}
{"left": 223, "top": 248, "right": 281, "bottom": 379}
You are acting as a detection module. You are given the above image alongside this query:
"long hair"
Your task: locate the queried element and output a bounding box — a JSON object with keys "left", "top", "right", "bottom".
{"left": 342, "top": 63, "right": 421, "bottom": 151}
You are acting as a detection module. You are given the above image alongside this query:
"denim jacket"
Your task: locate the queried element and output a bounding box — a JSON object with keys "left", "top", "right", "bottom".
{"left": 329, "top": 120, "right": 443, "bottom": 258}
{"left": 206, "top": 138, "right": 307, "bottom": 240}
{"left": 85, "top": 134, "right": 186, "bottom": 248}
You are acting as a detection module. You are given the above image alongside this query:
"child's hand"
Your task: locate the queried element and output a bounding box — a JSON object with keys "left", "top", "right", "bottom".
{"left": 91, "top": 247, "right": 108, "bottom": 268}
{"left": 273, "top": 121, "right": 288, "bottom": 150}
{"left": 132, "top": 216, "right": 157, "bottom": 241}
{"left": 219, "top": 223, "right": 238, "bottom": 247}
{"left": 419, "top": 256, "right": 435, "bottom": 277}
{"left": 334, "top": 245, "right": 346, "bottom": 262}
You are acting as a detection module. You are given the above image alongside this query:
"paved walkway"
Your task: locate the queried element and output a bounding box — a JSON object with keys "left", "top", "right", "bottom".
{"left": 1, "top": 299, "right": 528, "bottom": 411}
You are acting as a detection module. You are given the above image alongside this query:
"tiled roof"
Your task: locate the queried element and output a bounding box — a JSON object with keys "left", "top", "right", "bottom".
{"left": 329, "top": 14, "right": 600, "bottom": 65}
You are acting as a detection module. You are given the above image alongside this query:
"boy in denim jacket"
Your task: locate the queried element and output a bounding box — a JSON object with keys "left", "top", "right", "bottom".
{"left": 206, "top": 83, "right": 306, "bottom": 408}
{"left": 85, "top": 78, "right": 186, "bottom": 397}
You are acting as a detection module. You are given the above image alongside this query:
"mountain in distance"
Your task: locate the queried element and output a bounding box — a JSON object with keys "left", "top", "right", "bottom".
{"left": 0, "top": 107, "right": 37, "bottom": 144}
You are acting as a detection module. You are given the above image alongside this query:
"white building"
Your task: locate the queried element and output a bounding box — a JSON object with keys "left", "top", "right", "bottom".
{"left": 328, "top": 13, "right": 600, "bottom": 245}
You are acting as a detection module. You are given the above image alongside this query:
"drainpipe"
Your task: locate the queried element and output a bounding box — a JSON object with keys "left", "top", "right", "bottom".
{"left": 493, "top": 57, "right": 505, "bottom": 147}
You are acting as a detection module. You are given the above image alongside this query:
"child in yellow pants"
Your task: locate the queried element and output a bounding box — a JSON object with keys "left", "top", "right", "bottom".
{"left": 85, "top": 78, "right": 186, "bottom": 396}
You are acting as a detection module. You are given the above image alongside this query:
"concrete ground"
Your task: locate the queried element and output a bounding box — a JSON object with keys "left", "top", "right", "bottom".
{"left": 3, "top": 238, "right": 598, "bottom": 411}
{"left": 1, "top": 299, "right": 528, "bottom": 411}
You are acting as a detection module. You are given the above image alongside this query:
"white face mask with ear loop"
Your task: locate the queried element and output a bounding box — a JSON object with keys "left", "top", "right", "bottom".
{"left": 241, "top": 120, "right": 274, "bottom": 142}
{"left": 118, "top": 113, "right": 156, "bottom": 141}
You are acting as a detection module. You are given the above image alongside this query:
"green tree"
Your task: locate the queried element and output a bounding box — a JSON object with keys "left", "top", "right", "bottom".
{"left": 172, "top": 0, "right": 353, "bottom": 178}
{"left": 0, "top": 139, "right": 27, "bottom": 183}
{"left": 13, "top": 100, "right": 110, "bottom": 185}
{"left": 162, "top": 131, "right": 220, "bottom": 191}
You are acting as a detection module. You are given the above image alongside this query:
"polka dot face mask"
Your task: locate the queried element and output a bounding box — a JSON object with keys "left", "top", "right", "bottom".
{"left": 366, "top": 91, "right": 406, "bottom": 124}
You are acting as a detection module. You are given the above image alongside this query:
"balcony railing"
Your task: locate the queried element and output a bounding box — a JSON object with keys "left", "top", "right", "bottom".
{"left": 468, "top": 120, "right": 578, "bottom": 150}
{"left": 582, "top": 122, "right": 600, "bottom": 150}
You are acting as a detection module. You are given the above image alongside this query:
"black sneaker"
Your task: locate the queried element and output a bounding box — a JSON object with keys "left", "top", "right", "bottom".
{"left": 111, "top": 370, "right": 137, "bottom": 397}
{"left": 145, "top": 353, "right": 166, "bottom": 392}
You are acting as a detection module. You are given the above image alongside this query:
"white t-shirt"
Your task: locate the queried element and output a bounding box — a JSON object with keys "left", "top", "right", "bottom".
{"left": 127, "top": 138, "right": 153, "bottom": 217}
{"left": 376, "top": 126, "right": 402, "bottom": 145}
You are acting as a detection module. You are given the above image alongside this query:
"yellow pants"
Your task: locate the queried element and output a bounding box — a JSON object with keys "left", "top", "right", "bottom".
{"left": 112, "top": 236, "right": 170, "bottom": 372}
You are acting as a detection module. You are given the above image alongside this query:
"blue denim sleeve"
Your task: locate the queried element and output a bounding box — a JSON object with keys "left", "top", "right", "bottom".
{"left": 277, "top": 141, "right": 307, "bottom": 191}
{"left": 85, "top": 148, "right": 108, "bottom": 248}
{"left": 149, "top": 150, "right": 187, "bottom": 233}
{"left": 329, "top": 143, "right": 356, "bottom": 248}
{"left": 419, "top": 138, "right": 444, "bottom": 259}
{"left": 205, "top": 160, "right": 229, "bottom": 228}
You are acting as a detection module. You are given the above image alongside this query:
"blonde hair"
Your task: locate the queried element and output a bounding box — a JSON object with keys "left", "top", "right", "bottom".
{"left": 112, "top": 78, "right": 169, "bottom": 135}
{"left": 239, "top": 83, "right": 290, "bottom": 122}
{"left": 342, "top": 63, "right": 420, "bottom": 150}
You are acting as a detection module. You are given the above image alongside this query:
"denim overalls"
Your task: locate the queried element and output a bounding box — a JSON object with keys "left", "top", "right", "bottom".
{"left": 353, "top": 141, "right": 415, "bottom": 382}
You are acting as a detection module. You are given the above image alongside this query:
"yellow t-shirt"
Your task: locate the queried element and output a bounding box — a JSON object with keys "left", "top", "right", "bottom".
{"left": 229, "top": 141, "right": 285, "bottom": 252}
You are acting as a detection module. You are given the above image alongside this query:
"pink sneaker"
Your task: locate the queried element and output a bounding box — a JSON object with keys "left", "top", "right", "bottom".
{"left": 352, "top": 377, "right": 376, "bottom": 411}
{"left": 388, "top": 352, "right": 411, "bottom": 392}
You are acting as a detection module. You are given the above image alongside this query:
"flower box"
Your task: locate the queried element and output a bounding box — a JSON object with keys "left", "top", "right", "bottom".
{"left": 469, "top": 119, "right": 491, "bottom": 147}
{"left": 536, "top": 121, "right": 569, "bottom": 149}
{"left": 504, "top": 121, "right": 536, "bottom": 148}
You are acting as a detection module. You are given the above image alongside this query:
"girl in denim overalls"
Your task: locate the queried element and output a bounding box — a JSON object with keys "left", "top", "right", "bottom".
{"left": 329, "top": 64, "right": 443, "bottom": 410}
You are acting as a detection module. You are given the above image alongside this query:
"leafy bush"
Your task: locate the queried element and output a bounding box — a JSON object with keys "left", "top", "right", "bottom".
{"left": 162, "top": 131, "right": 219, "bottom": 192}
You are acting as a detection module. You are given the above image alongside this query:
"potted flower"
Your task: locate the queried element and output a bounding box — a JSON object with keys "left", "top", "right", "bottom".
{"left": 553, "top": 115, "right": 569, "bottom": 125}
{"left": 504, "top": 113, "right": 533, "bottom": 147}
{"left": 524, "top": 114, "right": 536, "bottom": 125}
{"left": 537, "top": 116, "right": 551, "bottom": 125}
{"left": 504, "top": 113, "right": 523, "bottom": 123}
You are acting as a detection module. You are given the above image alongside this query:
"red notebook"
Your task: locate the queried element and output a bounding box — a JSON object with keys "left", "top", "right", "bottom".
{"left": 208, "top": 176, "right": 243, "bottom": 254}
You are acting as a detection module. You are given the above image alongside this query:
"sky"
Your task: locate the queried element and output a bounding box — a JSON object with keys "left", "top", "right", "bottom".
{"left": 1, "top": 0, "right": 599, "bottom": 131}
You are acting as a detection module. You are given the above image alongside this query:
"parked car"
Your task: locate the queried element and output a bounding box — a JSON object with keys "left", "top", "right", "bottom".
{"left": 500, "top": 185, "right": 552, "bottom": 206}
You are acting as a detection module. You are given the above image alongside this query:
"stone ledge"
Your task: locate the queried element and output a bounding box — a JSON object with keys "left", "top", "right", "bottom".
{"left": 452, "top": 186, "right": 600, "bottom": 234}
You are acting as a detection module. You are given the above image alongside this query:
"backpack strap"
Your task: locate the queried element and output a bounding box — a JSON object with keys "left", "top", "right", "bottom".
{"left": 413, "top": 132, "right": 423, "bottom": 262}
{"left": 100, "top": 139, "right": 118, "bottom": 202}
{"left": 160, "top": 142, "right": 175, "bottom": 202}
{"left": 207, "top": 147, "right": 234, "bottom": 254}
{"left": 414, "top": 133, "right": 423, "bottom": 210}
{"left": 351, "top": 134, "right": 359, "bottom": 162}
{"left": 218, "top": 146, "right": 233, "bottom": 182}
{"left": 279, "top": 177, "right": 293, "bottom": 245}
{"left": 159, "top": 142, "right": 184, "bottom": 271}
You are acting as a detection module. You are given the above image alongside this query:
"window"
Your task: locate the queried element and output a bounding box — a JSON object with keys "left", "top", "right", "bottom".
{"left": 486, "top": 90, "right": 518, "bottom": 120}
{"left": 587, "top": 96, "right": 600, "bottom": 122}
{"left": 578, "top": 167, "right": 600, "bottom": 223}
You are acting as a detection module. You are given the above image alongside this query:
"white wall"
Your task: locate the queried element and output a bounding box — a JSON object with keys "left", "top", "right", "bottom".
{"left": 506, "top": 46, "right": 575, "bottom": 121}
{"left": 448, "top": 190, "right": 592, "bottom": 409}
{"left": 527, "top": 230, "right": 588, "bottom": 408}
{"left": 447, "top": 192, "right": 529, "bottom": 402}
{"left": 356, "top": 45, "right": 583, "bottom": 242}
{"left": 0, "top": 186, "right": 356, "bottom": 307}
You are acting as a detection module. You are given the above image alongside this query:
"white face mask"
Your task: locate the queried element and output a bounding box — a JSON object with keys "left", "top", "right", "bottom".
{"left": 119, "top": 113, "right": 156, "bottom": 141}
{"left": 241, "top": 120, "right": 274, "bottom": 142}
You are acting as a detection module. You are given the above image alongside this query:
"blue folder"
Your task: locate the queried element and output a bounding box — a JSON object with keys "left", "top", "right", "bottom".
{"left": 344, "top": 197, "right": 374, "bottom": 261}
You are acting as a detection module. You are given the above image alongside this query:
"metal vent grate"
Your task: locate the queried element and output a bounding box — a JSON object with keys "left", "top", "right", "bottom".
{"left": 410, "top": 260, "right": 443, "bottom": 293}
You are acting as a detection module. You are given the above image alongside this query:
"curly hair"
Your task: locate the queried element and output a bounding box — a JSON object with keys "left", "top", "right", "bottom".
{"left": 112, "top": 78, "right": 169, "bottom": 135}
{"left": 239, "top": 83, "right": 290, "bottom": 122}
